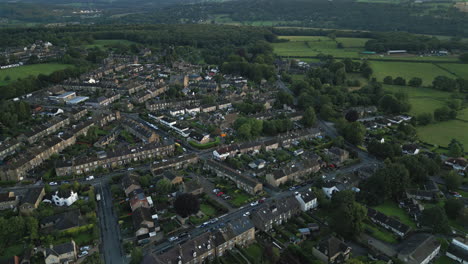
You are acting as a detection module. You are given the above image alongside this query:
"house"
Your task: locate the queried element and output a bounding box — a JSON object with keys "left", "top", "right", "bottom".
{"left": 121, "top": 117, "right": 160, "bottom": 143}
{"left": 397, "top": 233, "right": 440, "bottom": 264}
{"left": 47, "top": 190, "right": 79, "bottom": 207}
{"left": 322, "top": 181, "right": 340, "bottom": 198}
{"left": 43, "top": 240, "right": 77, "bottom": 264}
{"left": 122, "top": 173, "right": 142, "bottom": 196}
{"left": 212, "top": 145, "right": 238, "bottom": 161}
{"left": 312, "top": 236, "right": 351, "bottom": 264}
{"left": 0, "top": 192, "right": 19, "bottom": 210}
{"left": 19, "top": 187, "right": 45, "bottom": 215}
{"left": 129, "top": 188, "right": 151, "bottom": 211}
{"left": 189, "top": 131, "right": 210, "bottom": 145}
{"left": 445, "top": 157, "right": 467, "bottom": 172}
{"left": 162, "top": 171, "right": 183, "bottom": 185}
{"left": 405, "top": 189, "right": 436, "bottom": 201}
{"left": 251, "top": 196, "right": 301, "bottom": 232}
{"left": 151, "top": 154, "right": 198, "bottom": 175}
{"left": 40, "top": 210, "right": 81, "bottom": 232}
{"left": 248, "top": 159, "right": 266, "bottom": 170}
{"left": 181, "top": 176, "right": 204, "bottom": 196}
{"left": 367, "top": 208, "right": 411, "bottom": 238}
{"left": 325, "top": 147, "right": 350, "bottom": 165}
{"left": 446, "top": 237, "right": 468, "bottom": 264}
{"left": 132, "top": 207, "right": 156, "bottom": 238}
{"left": 402, "top": 144, "right": 420, "bottom": 155}
{"left": 295, "top": 189, "right": 318, "bottom": 211}
{"left": 266, "top": 170, "right": 288, "bottom": 187}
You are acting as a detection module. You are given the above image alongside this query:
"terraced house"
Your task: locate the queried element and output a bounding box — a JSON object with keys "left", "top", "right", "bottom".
{"left": 55, "top": 142, "right": 175, "bottom": 176}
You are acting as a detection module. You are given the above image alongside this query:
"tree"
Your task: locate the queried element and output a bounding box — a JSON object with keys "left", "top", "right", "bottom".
{"left": 379, "top": 94, "right": 404, "bottom": 114}
{"left": 444, "top": 198, "right": 463, "bottom": 219}
{"left": 331, "top": 201, "right": 367, "bottom": 239}
{"left": 130, "top": 247, "right": 143, "bottom": 264}
{"left": 340, "top": 121, "right": 366, "bottom": 145}
{"left": 302, "top": 107, "right": 317, "bottom": 127}
{"left": 448, "top": 139, "right": 464, "bottom": 158}
{"left": 434, "top": 106, "right": 457, "bottom": 121}
{"left": 433, "top": 76, "right": 458, "bottom": 92}
{"left": 383, "top": 76, "right": 393, "bottom": 85}
{"left": 156, "top": 178, "right": 172, "bottom": 194}
{"left": 4, "top": 75, "right": 11, "bottom": 81}
{"left": 421, "top": 206, "right": 450, "bottom": 234}
{"left": 446, "top": 171, "right": 462, "bottom": 191}
{"left": 393, "top": 77, "right": 406, "bottom": 86}
{"left": 408, "top": 77, "right": 422, "bottom": 87}
{"left": 416, "top": 112, "right": 433, "bottom": 125}
{"left": 174, "top": 193, "right": 200, "bottom": 217}
{"left": 459, "top": 53, "right": 468, "bottom": 63}
{"left": 345, "top": 109, "right": 359, "bottom": 122}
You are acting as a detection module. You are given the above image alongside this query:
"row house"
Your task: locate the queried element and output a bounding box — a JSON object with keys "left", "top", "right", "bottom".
{"left": 212, "top": 139, "right": 280, "bottom": 161}
{"left": 55, "top": 143, "right": 175, "bottom": 176}
{"left": 121, "top": 117, "right": 160, "bottom": 143}
{"left": 93, "top": 111, "right": 121, "bottom": 127}
{"left": 251, "top": 196, "right": 301, "bottom": 232}
{"left": 132, "top": 86, "right": 167, "bottom": 105}
{"left": 85, "top": 93, "right": 121, "bottom": 108}
{"left": 151, "top": 154, "right": 199, "bottom": 175}
{"left": 0, "top": 133, "right": 77, "bottom": 181}
{"left": 295, "top": 189, "right": 318, "bottom": 212}
{"left": 22, "top": 116, "right": 70, "bottom": 144}
{"left": 367, "top": 207, "right": 411, "bottom": 238}
{"left": 266, "top": 158, "right": 321, "bottom": 187}
{"left": 144, "top": 217, "right": 255, "bottom": 264}
{"left": 146, "top": 98, "right": 202, "bottom": 112}
{"left": 325, "top": 147, "right": 350, "bottom": 166}
{"left": 0, "top": 191, "right": 19, "bottom": 210}
{"left": 278, "top": 128, "right": 322, "bottom": 148}
{"left": 120, "top": 81, "right": 147, "bottom": 95}
{"left": 204, "top": 160, "right": 263, "bottom": 195}
{"left": 0, "top": 139, "right": 22, "bottom": 160}
{"left": 69, "top": 107, "right": 88, "bottom": 121}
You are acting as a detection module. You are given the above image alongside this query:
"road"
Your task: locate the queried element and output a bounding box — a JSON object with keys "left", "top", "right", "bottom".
{"left": 97, "top": 180, "right": 126, "bottom": 264}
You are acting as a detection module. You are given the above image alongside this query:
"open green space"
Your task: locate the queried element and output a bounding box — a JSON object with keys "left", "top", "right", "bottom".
{"left": 435, "top": 256, "right": 454, "bottom": 264}
{"left": 0, "top": 63, "right": 73, "bottom": 86}
{"left": 373, "top": 201, "right": 417, "bottom": 228}
{"left": 371, "top": 61, "right": 455, "bottom": 86}
{"left": 200, "top": 204, "right": 217, "bottom": 217}
{"left": 438, "top": 63, "right": 468, "bottom": 78}
{"left": 243, "top": 243, "right": 264, "bottom": 263}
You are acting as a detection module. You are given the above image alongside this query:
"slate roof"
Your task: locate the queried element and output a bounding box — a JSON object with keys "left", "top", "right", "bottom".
{"left": 40, "top": 210, "right": 81, "bottom": 231}
{"left": 21, "top": 187, "right": 44, "bottom": 205}
{"left": 398, "top": 233, "right": 440, "bottom": 264}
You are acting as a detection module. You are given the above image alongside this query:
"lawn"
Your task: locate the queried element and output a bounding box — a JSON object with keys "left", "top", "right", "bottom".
{"left": 243, "top": 243, "right": 263, "bottom": 263}
{"left": 200, "top": 204, "right": 217, "bottom": 217}
{"left": 230, "top": 192, "right": 252, "bottom": 207}
{"left": 373, "top": 201, "right": 417, "bottom": 228}
{"left": 364, "top": 223, "right": 398, "bottom": 244}
{"left": 435, "top": 256, "right": 454, "bottom": 264}
{"left": 371, "top": 61, "right": 455, "bottom": 86}
{"left": 0, "top": 63, "right": 73, "bottom": 86}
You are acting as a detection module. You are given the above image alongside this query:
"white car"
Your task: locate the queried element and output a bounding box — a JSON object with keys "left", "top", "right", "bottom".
{"left": 168, "top": 236, "right": 178, "bottom": 242}
{"left": 86, "top": 176, "right": 94, "bottom": 181}
{"left": 243, "top": 212, "right": 250, "bottom": 217}
{"left": 212, "top": 189, "right": 220, "bottom": 193}
{"left": 80, "top": 246, "right": 91, "bottom": 251}
{"left": 78, "top": 251, "right": 89, "bottom": 258}
{"left": 49, "top": 182, "right": 58, "bottom": 186}
{"left": 250, "top": 201, "right": 258, "bottom": 207}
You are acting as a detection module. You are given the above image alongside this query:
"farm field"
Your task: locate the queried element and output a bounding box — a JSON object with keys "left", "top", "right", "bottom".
{"left": 417, "top": 119, "right": 468, "bottom": 147}
{"left": 371, "top": 61, "right": 456, "bottom": 86}
{"left": 0, "top": 63, "right": 72, "bottom": 86}
{"left": 437, "top": 63, "right": 468, "bottom": 78}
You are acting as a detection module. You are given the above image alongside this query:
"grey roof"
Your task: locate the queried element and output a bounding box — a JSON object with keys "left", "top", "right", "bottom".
{"left": 40, "top": 210, "right": 81, "bottom": 231}
{"left": 447, "top": 244, "right": 468, "bottom": 262}
{"left": 398, "top": 233, "right": 440, "bottom": 264}
{"left": 21, "top": 187, "right": 44, "bottom": 205}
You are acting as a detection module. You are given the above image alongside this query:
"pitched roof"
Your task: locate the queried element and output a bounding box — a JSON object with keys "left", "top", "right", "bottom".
{"left": 398, "top": 233, "right": 440, "bottom": 264}
{"left": 40, "top": 210, "right": 81, "bottom": 231}
{"left": 317, "top": 236, "right": 350, "bottom": 258}
{"left": 21, "top": 187, "right": 44, "bottom": 205}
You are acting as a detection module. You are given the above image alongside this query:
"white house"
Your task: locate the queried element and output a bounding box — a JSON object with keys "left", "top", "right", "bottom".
{"left": 51, "top": 190, "right": 78, "bottom": 206}
{"left": 446, "top": 238, "right": 468, "bottom": 264}
{"left": 322, "top": 182, "right": 340, "bottom": 199}
{"left": 295, "top": 189, "right": 318, "bottom": 211}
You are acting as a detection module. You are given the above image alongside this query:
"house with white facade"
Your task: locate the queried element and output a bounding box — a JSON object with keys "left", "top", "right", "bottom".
{"left": 47, "top": 190, "right": 78, "bottom": 206}
{"left": 295, "top": 188, "right": 318, "bottom": 211}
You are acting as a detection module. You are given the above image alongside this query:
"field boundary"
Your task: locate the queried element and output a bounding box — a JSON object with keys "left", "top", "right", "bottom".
{"left": 279, "top": 55, "right": 460, "bottom": 64}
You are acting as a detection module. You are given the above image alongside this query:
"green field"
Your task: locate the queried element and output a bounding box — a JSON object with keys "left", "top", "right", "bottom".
{"left": 273, "top": 35, "right": 459, "bottom": 62}
{"left": 438, "top": 63, "right": 468, "bottom": 78}
{"left": 417, "top": 119, "right": 468, "bottom": 147}
{"left": 85, "top": 39, "right": 138, "bottom": 49}
{"left": 371, "top": 61, "right": 455, "bottom": 86}
{"left": 383, "top": 84, "right": 452, "bottom": 115}
{"left": 0, "top": 63, "right": 72, "bottom": 86}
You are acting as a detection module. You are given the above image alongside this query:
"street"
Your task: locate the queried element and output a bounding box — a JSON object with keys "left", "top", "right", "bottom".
{"left": 97, "top": 180, "right": 126, "bottom": 264}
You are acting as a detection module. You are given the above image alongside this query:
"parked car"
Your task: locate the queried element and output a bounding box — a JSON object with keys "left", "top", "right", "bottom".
{"left": 250, "top": 201, "right": 259, "bottom": 207}
{"left": 243, "top": 212, "right": 250, "bottom": 217}
{"left": 258, "top": 198, "right": 265, "bottom": 203}
{"left": 80, "top": 246, "right": 91, "bottom": 251}
{"left": 85, "top": 176, "right": 94, "bottom": 181}
{"left": 168, "top": 236, "right": 178, "bottom": 242}
{"left": 49, "top": 182, "right": 58, "bottom": 186}
{"left": 216, "top": 192, "right": 224, "bottom": 197}
{"left": 212, "top": 189, "right": 220, "bottom": 193}
{"left": 78, "top": 251, "right": 89, "bottom": 258}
